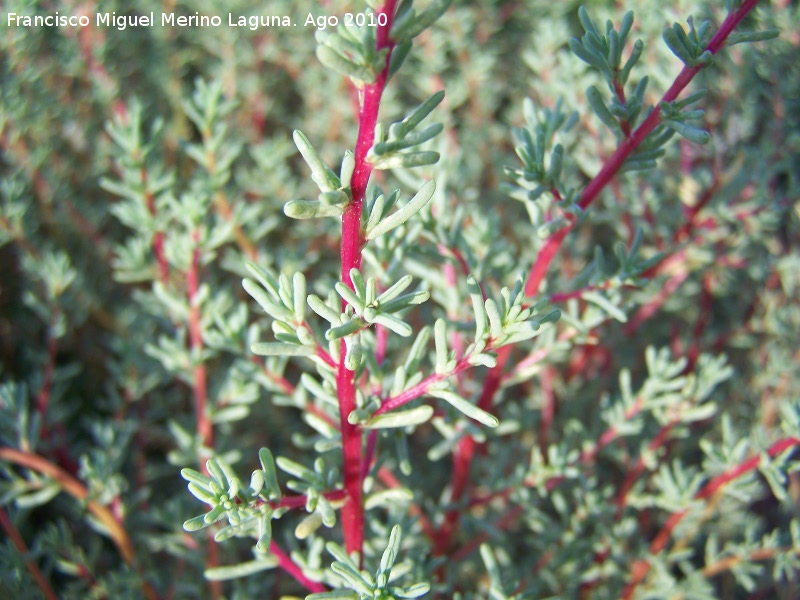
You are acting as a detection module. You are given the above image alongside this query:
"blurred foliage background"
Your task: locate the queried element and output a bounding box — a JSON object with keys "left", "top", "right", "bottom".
{"left": 1, "top": 0, "right": 799, "bottom": 598}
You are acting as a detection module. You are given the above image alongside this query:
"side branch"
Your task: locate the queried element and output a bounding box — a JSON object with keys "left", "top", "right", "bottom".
{"left": 0, "top": 447, "right": 160, "bottom": 600}
{"left": 337, "top": 0, "right": 398, "bottom": 559}
{"left": 524, "top": 0, "right": 761, "bottom": 297}
{"left": 621, "top": 436, "right": 800, "bottom": 599}
{"left": 0, "top": 507, "right": 58, "bottom": 600}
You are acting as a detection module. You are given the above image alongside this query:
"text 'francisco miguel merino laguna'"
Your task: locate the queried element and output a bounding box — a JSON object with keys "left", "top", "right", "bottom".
{"left": 6, "top": 12, "right": 307, "bottom": 31}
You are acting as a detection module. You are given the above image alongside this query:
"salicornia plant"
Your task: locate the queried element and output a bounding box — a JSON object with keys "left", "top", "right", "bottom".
{"left": 1, "top": 0, "right": 799, "bottom": 598}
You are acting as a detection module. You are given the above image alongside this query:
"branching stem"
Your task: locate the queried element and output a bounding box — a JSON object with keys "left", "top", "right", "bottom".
{"left": 621, "top": 436, "right": 800, "bottom": 599}
{"left": 0, "top": 447, "right": 160, "bottom": 600}
{"left": 337, "top": 0, "right": 398, "bottom": 559}
{"left": 525, "top": 0, "right": 761, "bottom": 297}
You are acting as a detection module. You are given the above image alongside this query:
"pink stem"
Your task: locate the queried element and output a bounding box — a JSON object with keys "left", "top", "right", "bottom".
{"left": 187, "top": 229, "right": 219, "bottom": 598}
{"left": 141, "top": 167, "right": 169, "bottom": 284}
{"left": 621, "top": 436, "right": 800, "bottom": 599}
{"left": 374, "top": 355, "right": 474, "bottom": 415}
{"left": 269, "top": 541, "right": 326, "bottom": 593}
{"left": 0, "top": 507, "right": 58, "bottom": 600}
{"left": 524, "top": 0, "right": 760, "bottom": 297}
{"left": 337, "top": 0, "right": 398, "bottom": 559}
{"left": 188, "top": 230, "right": 212, "bottom": 452}
{"left": 624, "top": 270, "right": 689, "bottom": 335}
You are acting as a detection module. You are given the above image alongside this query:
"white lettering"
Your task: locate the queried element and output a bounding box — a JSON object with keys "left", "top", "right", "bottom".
{"left": 230, "top": 14, "right": 292, "bottom": 29}
{"left": 7, "top": 12, "right": 90, "bottom": 27}
{"left": 306, "top": 14, "right": 337, "bottom": 30}
{"left": 163, "top": 12, "right": 216, "bottom": 27}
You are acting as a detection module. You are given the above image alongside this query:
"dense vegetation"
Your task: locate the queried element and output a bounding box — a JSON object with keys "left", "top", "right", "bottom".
{"left": 1, "top": 1, "right": 798, "bottom": 598}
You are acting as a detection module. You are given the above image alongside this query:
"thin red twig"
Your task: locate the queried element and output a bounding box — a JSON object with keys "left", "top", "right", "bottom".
{"left": 0, "top": 507, "right": 58, "bottom": 600}
{"left": 187, "top": 229, "right": 218, "bottom": 599}
{"left": 0, "top": 447, "right": 160, "bottom": 600}
{"left": 524, "top": 0, "right": 761, "bottom": 297}
{"left": 621, "top": 436, "right": 800, "bottom": 599}
{"left": 269, "top": 541, "right": 327, "bottom": 593}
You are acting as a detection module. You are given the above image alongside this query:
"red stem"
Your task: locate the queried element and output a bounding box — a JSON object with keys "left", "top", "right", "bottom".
{"left": 504, "top": 332, "right": 575, "bottom": 383}
{"left": 0, "top": 447, "right": 159, "bottom": 600}
{"left": 615, "top": 423, "right": 676, "bottom": 514}
{"left": 524, "top": 0, "right": 760, "bottom": 297}
{"left": 684, "top": 273, "right": 714, "bottom": 369}
{"left": 450, "top": 505, "right": 525, "bottom": 563}
{"left": 142, "top": 167, "right": 169, "bottom": 284}
{"left": 696, "top": 437, "right": 800, "bottom": 500}
{"left": 0, "top": 507, "right": 58, "bottom": 600}
{"left": 337, "top": 0, "right": 397, "bottom": 559}
{"left": 35, "top": 323, "right": 57, "bottom": 424}
{"left": 188, "top": 230, "right": 213, "bottom": 451}
{"left": 362, "top": 430, "right": 378, "bottom": 482}
{"left": 378, "top": 467, "right": 438, "bottom": 541}
{"left": 257, "top": 489, "right": 347, "bottom": 511}
{"left": 579, "top": 396, "right": 645, "bottom": 464}
{"left": 256, "top": 361, "right": 295, "bottom": 396}
{"left": 613, "top": 79, "right": 632, "bottom": 138}
{"left": 538, "top": 365, "right": 556, "bottom": 453}
{"left": 187, "top": 230, "right": 218, "bottom": 598}
{"left": 435, "top": 344, "right": 511, "bottom": 554}
{"left": 269, "top": 541, "right": 326, "bottom": 593}
{"left": 374, "top": 353, "right": 474, "bottom": 415}
{"left": 33, "top": 313, "right": 79, "bottom": 475}
{"left": 548, "top": 279, "right": 622, "bottom": 303}
{"left": 675, "top": 178, "right": 720, "bottom": 243}
{"left": 524, "top": 227, "right": 570, "bottom": 296}
{"left": 624, "top": 270, "right": 689, "bottom": 335}
{"left": 621, "top": 436, "right": 800, "bottom": 599}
